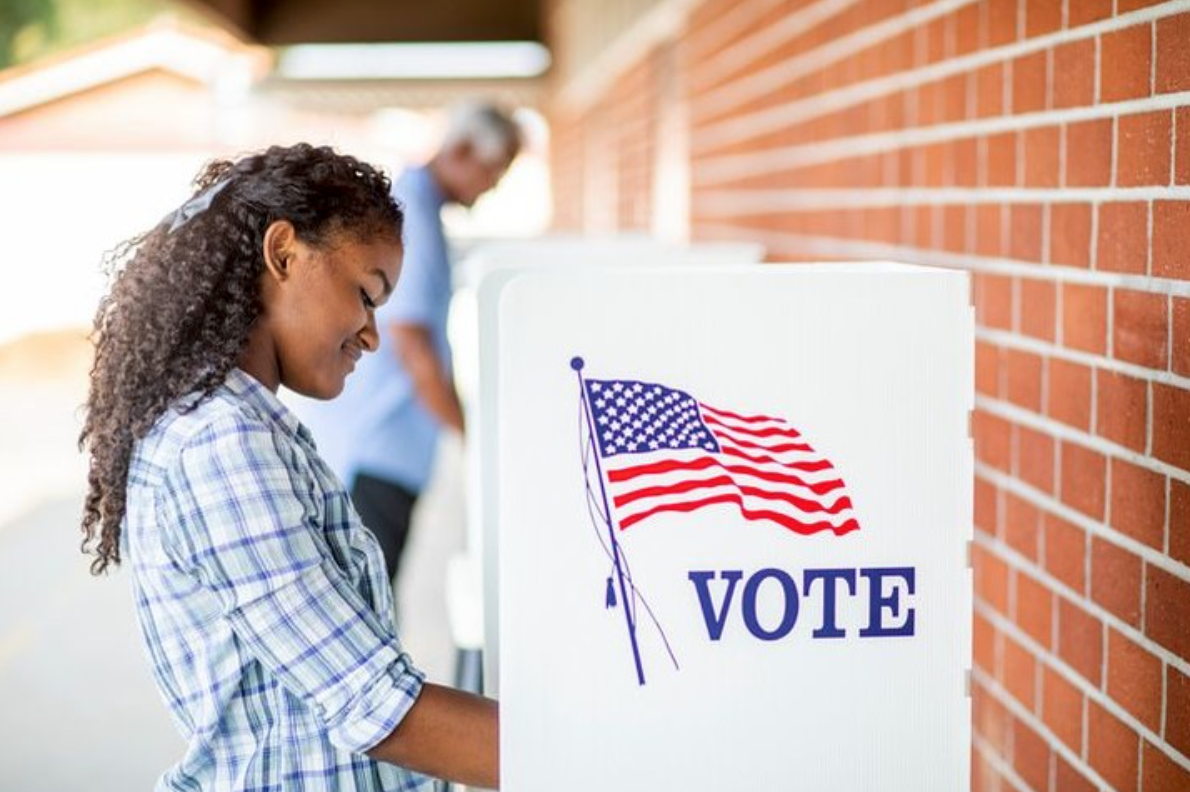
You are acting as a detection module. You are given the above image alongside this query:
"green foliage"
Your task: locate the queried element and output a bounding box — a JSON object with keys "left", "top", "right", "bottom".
{"left": 0, "top": 0, "right": 54, "bottom": 68}
{"left": 0, "top": 0, "right": 169, "bottom": 69}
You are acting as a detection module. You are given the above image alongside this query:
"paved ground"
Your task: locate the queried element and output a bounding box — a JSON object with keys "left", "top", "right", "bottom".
{"left": 0, "top": 367, "right": 464, "bottom": 790}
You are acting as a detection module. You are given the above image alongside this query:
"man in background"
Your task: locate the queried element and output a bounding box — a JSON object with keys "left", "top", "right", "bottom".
{"left": 301, "top": 102, "right": 521, "bottom": 606}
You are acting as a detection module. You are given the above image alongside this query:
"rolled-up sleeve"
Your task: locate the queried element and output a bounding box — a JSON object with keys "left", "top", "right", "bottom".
{"left": 158, "top": 412, "right": 424, "bottom": 753}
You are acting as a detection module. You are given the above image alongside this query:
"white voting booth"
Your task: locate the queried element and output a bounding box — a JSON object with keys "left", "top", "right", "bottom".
{"left": 445, "top": 238, "right": 765, "bottom": 686}
{"left": 480, "top": 263, "right": 973, "bottom": 791}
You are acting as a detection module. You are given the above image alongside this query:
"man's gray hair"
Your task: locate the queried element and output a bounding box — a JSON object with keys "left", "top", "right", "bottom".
{"left": 441, "top": 101, "right": 522, "bottom": 164}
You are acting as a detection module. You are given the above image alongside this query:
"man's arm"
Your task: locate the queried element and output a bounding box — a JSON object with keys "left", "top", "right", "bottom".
{"left": 390, "top": 322, "right": 465, "bottom": 434}
{"left": 368, "top": 683, "right": 499, "bottom": 788}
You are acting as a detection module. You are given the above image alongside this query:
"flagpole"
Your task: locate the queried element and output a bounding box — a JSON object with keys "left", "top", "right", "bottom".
{"left": 572, "top": 356, "right": 646, "bottom": 686}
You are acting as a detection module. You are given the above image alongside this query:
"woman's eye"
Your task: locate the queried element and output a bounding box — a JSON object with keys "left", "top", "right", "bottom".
{"left": 360, "top": 289, "right": 377, "bottom": 309}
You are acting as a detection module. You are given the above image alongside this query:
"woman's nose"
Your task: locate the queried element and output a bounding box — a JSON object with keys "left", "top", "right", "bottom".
{"left": 359, "top": 312, "right": 380, "bottom": 352}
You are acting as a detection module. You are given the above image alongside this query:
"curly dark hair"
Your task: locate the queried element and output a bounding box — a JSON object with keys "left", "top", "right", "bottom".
{"left": 79, "top": 143, "right": 404, "bottom": 575}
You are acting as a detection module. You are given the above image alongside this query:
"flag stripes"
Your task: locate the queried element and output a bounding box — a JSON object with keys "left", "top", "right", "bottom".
{"left": 585, "top": 377, "right": 860, "bottom": 536}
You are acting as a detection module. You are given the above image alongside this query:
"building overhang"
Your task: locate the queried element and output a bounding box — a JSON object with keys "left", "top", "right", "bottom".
{"left": 177, "top": 0, "right": 543, "bottom": 45}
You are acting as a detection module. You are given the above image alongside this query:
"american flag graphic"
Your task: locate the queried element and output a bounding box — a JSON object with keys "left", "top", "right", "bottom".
{"left": 584, "top": 377, "right": 860, "bottom": 536}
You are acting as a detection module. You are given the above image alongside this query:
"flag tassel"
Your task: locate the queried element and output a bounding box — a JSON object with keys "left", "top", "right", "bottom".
{"left": 605, "top": 575, "right": 617, "bottom": 608}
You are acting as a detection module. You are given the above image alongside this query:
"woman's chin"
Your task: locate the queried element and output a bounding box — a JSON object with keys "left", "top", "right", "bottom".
{"left": 319, "top": 376, "right": 348, "bottom": 400}
{"left": 292, "top": 372, "right": 347, "bottom": 401}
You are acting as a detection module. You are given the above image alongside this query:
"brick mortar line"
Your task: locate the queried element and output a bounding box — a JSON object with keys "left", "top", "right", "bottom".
{"left": 1088, "top": 192, "right": 1102, "bottom": 269}
{"left": 690, "top": 0, "right": 1190, "bottom": 153}
{"left": 1161, "top": 650, "right": 1170, "bottom": 757}
{"left": 692, "top": 185, "right": 1190, "bottom": 213}
{"left": 973, "top": 523, "right": 1190, "bottom": 676}
{"left": 1058, "top": 114, "right": 1070, "bottom": 202}
{"left": 1139, "top": 738, "right": 1147, "bottom": 792}
{"left": 973, "top": 603, "right": 1190, "bottom": 778}
{"left": 1088, "top": 350, "right": 1103, "bottom": 477}
{"left": 1150, "top": 12, "right": 1159, "bottom": 100}
{"left": 688, "top": 0, "right": 863, "bottom": 95}
{"left": 1166, "top": 292, "right": 1177, "bottom": 404}
{"left": 971, "top": 731, "right": 1033, "bottom": 792}
{"left": 1106, "top": 282, "right": 1116, "bottom": 433}
{"left": 691, "top": 0, "right": 974, "bottom": 120}
{"left": 1172, "top": 107, "right": 1181, "bottom": 192}
{"left": 973, "top": 464, "right": 1190, "bottom": 656}
{"left": 972, "top": 670, "right": 1116, "bottom": 792}
{"left": 553, "top": 0, "right": 704, "bottom": 114}
{"left": 1147, "top": 370, "right": 1156, "bottom": 458}
{"left": 1165, "top": 454, "right": 1174, "bottom": 559}
{"left": 1004, "top": 46, "right": 1015, "bottom": 145}
{"left": 976, "top": 393, "right": 1190, "bottom": 489}
{"left": 1080, "top": 659, "right": 1089, "bottom": 758}
{"left": 1009, "top": 279, "right": 1024, "bottom": 362}
{"left": 1111, "top": 117, "right": 1121, "bottom": 192}
{"left": 684, "top": 0, "right": 786, "bottom": 63}
{"left": 1146, "top": 196, "right": 1157, "bottom": 280}
{"left": 692, "top": 91, "right": 1190, "bottom": 185}
{"left": 1015, "top": 122, "right": 1027, "bottom": 188}
{"left": 1094, "top": 11, "right": 1103, "bottom": 105}
{"left": 688, "top": 224, "right": 1190, "bottom": 298}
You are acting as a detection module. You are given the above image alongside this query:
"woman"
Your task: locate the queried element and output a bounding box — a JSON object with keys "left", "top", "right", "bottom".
{"left": 79, "top": 144, "right": 498, "bottom": 791}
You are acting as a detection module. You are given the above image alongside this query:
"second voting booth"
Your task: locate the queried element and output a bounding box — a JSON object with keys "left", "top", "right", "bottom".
{"left": 476, "top": 262, "right": 974, "bottom": 791}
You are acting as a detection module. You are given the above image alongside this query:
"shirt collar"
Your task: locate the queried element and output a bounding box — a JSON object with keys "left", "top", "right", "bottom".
{"left": 223, "top": 368, "right": 313, "bottom": 445}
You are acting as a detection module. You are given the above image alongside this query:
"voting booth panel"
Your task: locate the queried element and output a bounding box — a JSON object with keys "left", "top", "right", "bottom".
{"left": 453, "top": 236, "right": 764, "bottom": 415}
{"left": 494, "top": 264, "right": 973, "bottom": 791}
{"left": 454, "top": 235, "right": 766, "bottom": 289}
{"left": 450, "top": 238, "right": 766, "bottom": 685}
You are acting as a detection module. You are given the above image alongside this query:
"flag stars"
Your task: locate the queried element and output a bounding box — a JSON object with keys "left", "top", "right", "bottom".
{"left": 587, "top": 379, "right": 722, "bottom": 458}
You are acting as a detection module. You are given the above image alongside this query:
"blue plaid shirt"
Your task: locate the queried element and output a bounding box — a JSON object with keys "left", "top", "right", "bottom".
{"left": 124, "top": 368, "right": 431, "bottom": 791}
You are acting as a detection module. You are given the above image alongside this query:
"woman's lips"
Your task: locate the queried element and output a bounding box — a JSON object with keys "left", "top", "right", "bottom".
{"left": 343, "top": 343, "right": 362, "bottom": 369}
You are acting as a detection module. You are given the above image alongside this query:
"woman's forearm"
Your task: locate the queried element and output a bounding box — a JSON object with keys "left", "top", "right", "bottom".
{"left": 368, "top": 683, "right": 499, "bottom": 788}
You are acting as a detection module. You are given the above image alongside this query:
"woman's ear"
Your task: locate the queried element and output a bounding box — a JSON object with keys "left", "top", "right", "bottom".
{"left": 262, "top": 220, "right": 297, "bottom": 282}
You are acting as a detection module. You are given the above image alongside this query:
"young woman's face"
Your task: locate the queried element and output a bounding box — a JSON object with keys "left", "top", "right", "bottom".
{"left": 260, "top": 225, "right": 402, "bottom": 399}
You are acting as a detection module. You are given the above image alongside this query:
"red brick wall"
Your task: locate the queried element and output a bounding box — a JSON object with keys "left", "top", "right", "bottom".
{"left": 548, "top": 1, "right": 1190, "bottom": 789}
{"left": 551, "top": 48, "right": 665, "bottom": 233}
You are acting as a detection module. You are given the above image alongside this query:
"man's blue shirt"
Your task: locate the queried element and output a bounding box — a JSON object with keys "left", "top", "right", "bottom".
{"left": 294, "top": 165, "right": 453, "bottom": 493}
